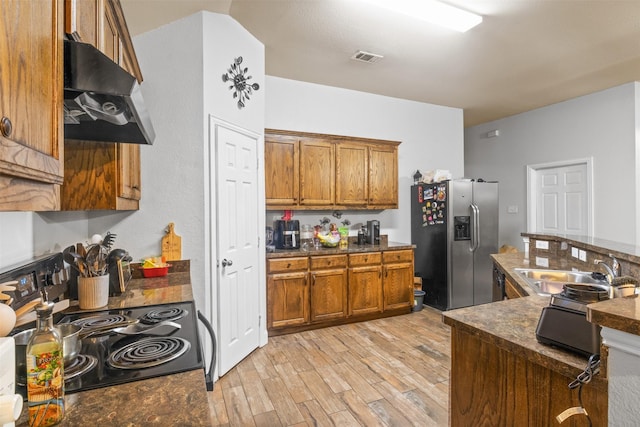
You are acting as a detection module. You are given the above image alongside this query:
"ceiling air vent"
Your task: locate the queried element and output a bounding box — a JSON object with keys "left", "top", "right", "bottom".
{"left": 351, "top": 50, "right": 383, "bottom": 64}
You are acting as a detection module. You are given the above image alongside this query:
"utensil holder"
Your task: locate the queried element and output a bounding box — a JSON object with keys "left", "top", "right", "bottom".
{"left": 78, "top": 275, "right": 109, "bottom": 309}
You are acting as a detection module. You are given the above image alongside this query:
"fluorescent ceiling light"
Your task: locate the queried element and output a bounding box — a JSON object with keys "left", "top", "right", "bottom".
{"left": 364, "top": 0, "right": 482, "bottom": 32}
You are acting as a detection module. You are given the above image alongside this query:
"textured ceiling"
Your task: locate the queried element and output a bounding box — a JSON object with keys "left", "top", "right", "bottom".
{"left": 121, "top": 0, "right": 640, "bottom": 127}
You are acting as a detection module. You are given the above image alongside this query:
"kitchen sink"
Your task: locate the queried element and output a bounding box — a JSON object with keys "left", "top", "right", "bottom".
{"left": 513, "top": 268, "right": 609, "bottom": 295}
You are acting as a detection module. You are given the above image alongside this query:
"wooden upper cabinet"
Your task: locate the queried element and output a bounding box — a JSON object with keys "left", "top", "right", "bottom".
{"left": 265, "top": 135, "right": 299, "bottom": 205}
{"left": 336, "top": 143, "right": 368, "bottom": 206}
{"left": 65, "top": 0, "right": 142, "bottom": 82}
{"left": 336, "top": 142, "right": 399, "bottom": 208}
{"left": 0, "top": 0, "right": 64, "bottom": 211}
{"left": 299, "top": 140, "right": 334, "bottom": 206}
{"left": 65, "top": 0, "right": 97, "bottom": 45}
{"left": 61, "top": 0, "right": 143, "bottom": 210}
{"left": 265, "top": 129, "right": 400, "bottom": 210}
{"left": 368, "top": 144, "right": 398, "bottom": 208}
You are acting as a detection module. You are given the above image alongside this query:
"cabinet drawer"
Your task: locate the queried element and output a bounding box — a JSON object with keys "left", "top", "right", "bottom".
{"left": 268, "top": 257, "right": 309, "bottom": 273}
{"left": 349, "top": 252, "right": 382, "bottom": 267}
{"left": 310, "top": 255, "right": 348, "bottom": 270}
{"left": 382, "top": 250, "right": 414, "bottom": 264}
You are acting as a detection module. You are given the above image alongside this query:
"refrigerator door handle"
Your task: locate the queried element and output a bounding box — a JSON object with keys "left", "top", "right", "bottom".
{"left": 470, "top": 203, "right": 480, "bottom": 252}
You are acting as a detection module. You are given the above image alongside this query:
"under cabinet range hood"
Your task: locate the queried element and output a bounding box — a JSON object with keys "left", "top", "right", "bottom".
{"left": 63, "top": 40, "right": 155, "bottom": 145}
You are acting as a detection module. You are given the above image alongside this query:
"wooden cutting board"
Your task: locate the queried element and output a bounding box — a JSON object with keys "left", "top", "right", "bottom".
{"left": 161, "top": 222, "right": 182, "bottom": 261}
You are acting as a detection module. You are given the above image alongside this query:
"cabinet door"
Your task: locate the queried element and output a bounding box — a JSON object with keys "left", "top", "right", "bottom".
{"left": 299, "top": 140, "right": 334, "bottom": 206}
{"left": 65, "top": 0, "right": 99, "bottom": 46}
{"left": 265, "top": 137, "right": 299, "bottom": 206}
{"left": 267, "top": 271, "right": 309, "bottom": 329}
{"left": 0, "top": 0, "right": 64, "bottom": 211}
{"left": 505, "top": 277, "right": 524, "bottom": 299}
{"left": 310, "top": 268, "right": 348, "bottom": 322}
{"left": 118, "top": 143, "right": 141, "bottom": 201}
{"left": 335, "top": 143, "right": 368, "bottom": 206}
{"left": 348, "top": 265, "right": 382, "bottom": 316}
{"left": 383, "top": 262, "right": 414, "bottom": 310}
{"left": 102, "top": 0, "right": 120, "bottom": 63}
{"left": 368, "top": 145, "right": 398, "bottom": 208}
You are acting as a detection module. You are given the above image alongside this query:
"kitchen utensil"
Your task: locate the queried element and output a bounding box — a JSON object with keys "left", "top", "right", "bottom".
{"left": 0, "top": 304, "right": 16, "bottom": 337}
{"left": 13, "top": 298, "right": 41, "bottom": 319}
{"left": 14, "top": 299, "right": 69, "bottom": 328}
{"left": 113, "top": 320, "right": 181, "bottom": 336}
{"left": 102, "top": 231, "right": 117, "bottom": 250}
{"left": 74, "top": 314, "right": 139, "bottom": 339}
{"left": 107, "top": 248, "right": 128, "bottom": 266}
{"left": 0, "top": 283, "right": 16, "bottom": 302}
{"left": 85, "top": 243, "right": 108, "bottom": 276}
{"left": 78, "top": 275, "right": 109, "bottom": 309}
{"left": 64, "top": 245, "right": 86, "bottom": 276}
{"left": 161, "top": 222, "right": 182, "bottom": 261}
{"left": 56, "top": 323, "right": 82, "bottom": 364}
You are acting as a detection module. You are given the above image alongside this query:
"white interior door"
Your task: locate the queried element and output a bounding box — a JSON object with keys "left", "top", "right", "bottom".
{"left": 215, "top": 122, "right": 260, "bottom": 375}
{"left": 527, "top": 160, "right": 592, "bottom": 236}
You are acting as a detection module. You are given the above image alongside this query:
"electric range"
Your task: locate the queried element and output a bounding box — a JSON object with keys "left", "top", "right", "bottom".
{"left": 4, "top": 253, "right": 211, "bottom": 399}
{"left": 15, "top": 301, "right": 205, "bottom": 398}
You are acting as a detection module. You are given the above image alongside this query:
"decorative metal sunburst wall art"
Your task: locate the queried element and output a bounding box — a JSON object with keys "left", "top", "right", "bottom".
{"left": 222, "top": 56, "right": 260, "bottom": 109}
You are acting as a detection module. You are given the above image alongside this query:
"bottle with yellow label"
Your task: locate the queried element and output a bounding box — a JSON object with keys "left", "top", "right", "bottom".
{"left": 26, "top": 295, "right": 64, "bottom": 426}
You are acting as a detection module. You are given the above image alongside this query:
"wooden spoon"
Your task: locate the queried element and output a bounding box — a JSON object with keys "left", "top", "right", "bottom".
{"left": 14, "top": 298, "right": 41, "bottom": 319}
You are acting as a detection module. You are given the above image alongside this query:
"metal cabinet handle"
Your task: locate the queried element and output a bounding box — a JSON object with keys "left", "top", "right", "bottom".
{"left": 1, "top": 116, "right": 12, "bottom": 138}
{"left": 222, "top": 259, "right": 233, "bottom": 267}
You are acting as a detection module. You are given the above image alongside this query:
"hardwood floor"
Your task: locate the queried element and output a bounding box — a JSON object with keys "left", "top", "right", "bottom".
{"left": 207, "top": 306, "right": 451, "bottom": 426}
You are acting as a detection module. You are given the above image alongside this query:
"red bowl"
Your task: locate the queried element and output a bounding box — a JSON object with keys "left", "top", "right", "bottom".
{"left": 141, "top": 265, "right": 170, "bottom": 278}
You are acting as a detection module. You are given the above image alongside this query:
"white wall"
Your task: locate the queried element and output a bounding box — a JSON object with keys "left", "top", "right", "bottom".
{"left": 465, "top": 82, "right": 639, "bottom": 249}
{"left": 265, "top": 76, "right": 464, "bottom": 244}
{"left": 89, "top": 12, "right": 207, "bottom": 311}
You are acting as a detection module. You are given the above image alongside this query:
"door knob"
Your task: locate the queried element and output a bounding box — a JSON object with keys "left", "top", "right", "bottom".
{"left": 221, "top": 259, "right": 233, "bottom": 267}
{"left": 1, "top": 116, "right": 12, "bottom": 138}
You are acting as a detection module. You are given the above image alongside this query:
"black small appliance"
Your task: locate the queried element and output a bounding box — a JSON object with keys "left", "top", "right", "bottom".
{"left": 366, "top": 220, "right": 380, "bottom": 245}
{"left": 535, "top": 283, "right": 609, "bottom": 357}
{"left": 273, "top": 220, "right": 300, "bottom": 249}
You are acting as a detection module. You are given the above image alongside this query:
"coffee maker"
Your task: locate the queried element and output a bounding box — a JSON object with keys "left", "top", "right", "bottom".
{"left": 273, "top": 220, "right": 300, "bottom": 249}
{"left": 366, "top": 220, "right": 380, "bottom": 245}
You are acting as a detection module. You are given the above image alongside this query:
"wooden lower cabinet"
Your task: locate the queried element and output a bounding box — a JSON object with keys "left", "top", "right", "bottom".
{"left": 505, "top": 276, "right": 525, "bottom": 299}
{"left": 348, "top": 265, "right": 383, "bottom": 316}
{"left": 348, "top": 252, "right": 383, "bottom": 316}
{"left": 267, "top": 249, "right": 413, "bottom": 335}
{"left": 267, "top": 257, "right": 309, "bottom": 329}
{"left": 382, "top": 250, "right": 414, "bottom": 311}
{"left": 450, "top": 328, "right": 607, "bottom": 426}
{"left": 309, "top": 255, "right": 348, "bottom": 322}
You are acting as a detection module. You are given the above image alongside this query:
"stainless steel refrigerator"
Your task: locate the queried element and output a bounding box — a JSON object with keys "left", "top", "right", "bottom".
{"left": 411, "top": 180, "right": 498, "bottom": 310}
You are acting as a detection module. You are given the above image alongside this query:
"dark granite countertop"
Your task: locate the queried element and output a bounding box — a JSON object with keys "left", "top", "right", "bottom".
{"left": 16, "top": 261, "right": 212, "bottom": 426}
{"left": 493, "top": 244, "right": 640, "bottom": 338}
{"left": 442, "top": 295, "right": 607, "bottom": 392}
{"left": 587, "top": 295, "right": 640, "bottom": 336}
{"left": 266, "top": 240, "right": 415, "bottom": 259}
